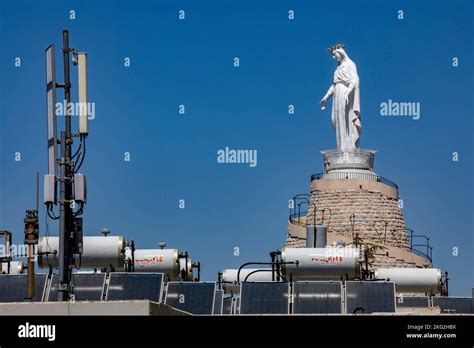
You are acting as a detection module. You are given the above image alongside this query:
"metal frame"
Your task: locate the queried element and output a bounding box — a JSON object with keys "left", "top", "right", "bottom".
{"left": 222, "top": 294, "right": 235, "bottom": 315}
{"left": 231, "top": 296, "right": 238, "bottom": 315}
{"left": 235, "top": 297, "right": 240, "bottom": 315}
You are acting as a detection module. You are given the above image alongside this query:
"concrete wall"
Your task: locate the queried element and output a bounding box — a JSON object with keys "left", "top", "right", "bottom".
{"left": 0, "top": 301, "right": 189, "bottom": 316}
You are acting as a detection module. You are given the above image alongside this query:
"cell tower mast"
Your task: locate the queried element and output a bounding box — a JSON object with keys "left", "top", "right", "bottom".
{"left": 44, "top": 30, "right": 89, "bottom": 301}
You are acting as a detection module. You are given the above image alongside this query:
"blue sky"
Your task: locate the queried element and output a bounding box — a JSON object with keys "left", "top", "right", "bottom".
{"left": 0, "top": 0, "right": 472, "bottom": 295}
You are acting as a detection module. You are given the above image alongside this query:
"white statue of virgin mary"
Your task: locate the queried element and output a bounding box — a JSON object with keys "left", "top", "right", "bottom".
{"left": 320, "top": 44, "right": 362, "bottom": 152}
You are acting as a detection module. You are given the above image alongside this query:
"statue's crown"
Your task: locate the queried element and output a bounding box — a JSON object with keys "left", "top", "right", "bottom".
{"left": 328, "top": 43, "right": 345, "bottom": 53}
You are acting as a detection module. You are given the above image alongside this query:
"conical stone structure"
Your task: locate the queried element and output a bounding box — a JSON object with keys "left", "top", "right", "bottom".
{"left": 285, "top": 151, "right": 432, "bottom": 270}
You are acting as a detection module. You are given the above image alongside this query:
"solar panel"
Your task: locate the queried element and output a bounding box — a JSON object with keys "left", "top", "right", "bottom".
{"left": 293, "top": 281, "right": 342, "bottom": 314}
{"left": 0, "top": 274, "right": 47, "bottom": 302}
{"left": 345, "top": 281, "right": 396, "bottom": 314}
{"left": 239, "top": 282, "right": 289, "bottom": 314}
{"left": 106, "top": 273, "right": 163, "bottom": 302}
{"left": 433, "top": 297, "right": 472, "bottom": 314}
{"left": 165, "top": 282, "right": 216, "bottom": 315}
{"left": 396, "top": 296, "right": 430, "bottom": 308}
{"left": 213, "top": 289, "right": 223, "bottom": 315}
{"left": 48, "top": 274, "right": 105, "bottom": 301}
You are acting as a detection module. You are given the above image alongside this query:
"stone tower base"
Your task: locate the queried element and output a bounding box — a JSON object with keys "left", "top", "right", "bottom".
{"left": 286, "top": 169, "right": 431, "bottom": 269}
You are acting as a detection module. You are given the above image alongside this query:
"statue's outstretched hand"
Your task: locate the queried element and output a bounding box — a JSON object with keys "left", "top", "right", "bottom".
{"left": 319, "top": 97, "right": 327, "bottom": 109}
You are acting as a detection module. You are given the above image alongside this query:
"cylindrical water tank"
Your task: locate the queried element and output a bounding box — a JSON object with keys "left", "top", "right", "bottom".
{"left": 306, "top": 225, "right": 327, "bottom": 248}
{"left": 133, "top": 249, "right": 180, "bottom": 280}
{"left": 38, "top": 236, "right": 125, "bottom": 269}
{"left": 374, "top": 268, "right": 442, "bottom": 294}
{"left": 222, "top": 268, "right": 273, "bottom": 294}
{"left": 281, "top": 247, "right": 360, "bottom": 280}
{"left": 1, "top": 261, "right": 24, "bottom": 274}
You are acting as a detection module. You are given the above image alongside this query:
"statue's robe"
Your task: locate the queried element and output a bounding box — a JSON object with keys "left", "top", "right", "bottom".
{"left": 331, "top": 58, "right": 362, "bottom": 151}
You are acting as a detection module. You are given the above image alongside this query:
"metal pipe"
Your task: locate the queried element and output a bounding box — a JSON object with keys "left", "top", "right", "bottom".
{"left": 57, "top": 131, "right": 69, "bottom": 301}
{"left": 236, "top": 261, "right": 296, "bottom": 285}
{"left": 57, "top": 30, "right": 74, "bottom": 301}
{"left": 27, "top": 244, "right": 35, "bottom": 300}
{"left": 194, "top": 261, "right": 201, "bottom": 281}
{"left": 243, "top": 269, "right": 274, "bottom": 282}
{"left": 217, "top": 272, "right": 223, "bottom": 290}
{"left": 270, "top": 252, "right": 275, "bottom": 281}
{"left": 313, "top": 203, "right": 317, "bottom": 243}
{"left": 445, "top": 271, "right": 449, "bottom": 296}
